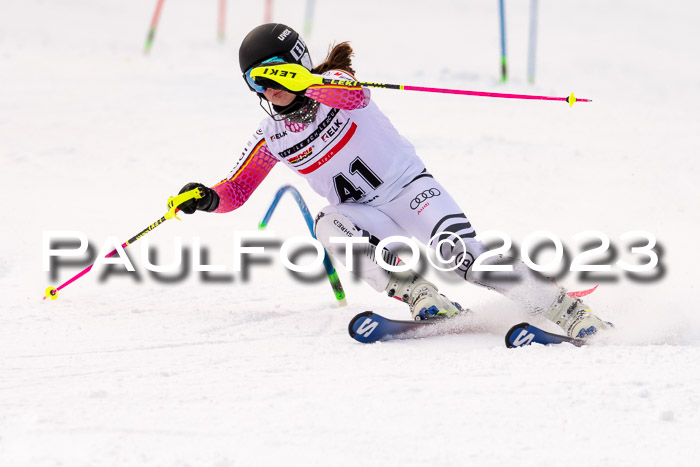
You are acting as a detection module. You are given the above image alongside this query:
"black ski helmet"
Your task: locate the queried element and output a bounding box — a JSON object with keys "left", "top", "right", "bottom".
{"left": 239, "top": 23, "right": 313, "bottom": 75}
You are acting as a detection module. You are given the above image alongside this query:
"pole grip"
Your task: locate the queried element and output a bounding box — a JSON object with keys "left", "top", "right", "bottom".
{"left": 166, "top": 187, "right": 203, "bottom": 220}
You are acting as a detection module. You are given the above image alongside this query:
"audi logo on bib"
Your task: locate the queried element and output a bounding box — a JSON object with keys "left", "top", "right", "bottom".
{"left": 410, "top": 188, "right": 441, "bottom": 210}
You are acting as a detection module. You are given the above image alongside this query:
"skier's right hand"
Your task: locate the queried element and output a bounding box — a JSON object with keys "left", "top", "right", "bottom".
{"left": 174, "top": 182, "right": 220, "bottom": 214}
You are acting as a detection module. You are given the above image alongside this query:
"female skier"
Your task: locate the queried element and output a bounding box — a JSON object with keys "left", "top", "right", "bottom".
{"left": 175, "top": 23, "right": 611, "bottom": 338}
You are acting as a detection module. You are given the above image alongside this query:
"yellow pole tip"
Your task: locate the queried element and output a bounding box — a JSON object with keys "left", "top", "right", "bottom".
{"left": 45, "top": 287, "right": 58, "bottom": 300}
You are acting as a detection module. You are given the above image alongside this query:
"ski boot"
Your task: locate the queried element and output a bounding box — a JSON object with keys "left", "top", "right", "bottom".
{"left": 385, "top": 271, "right": 464, "bottom": 321}
{"left": 545, "top": 289, "right": 613, "bottom": 338}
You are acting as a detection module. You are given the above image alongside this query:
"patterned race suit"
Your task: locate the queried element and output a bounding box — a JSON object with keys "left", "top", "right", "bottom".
{"left": 211, "top": 70, "right": 561, "bottom": 315}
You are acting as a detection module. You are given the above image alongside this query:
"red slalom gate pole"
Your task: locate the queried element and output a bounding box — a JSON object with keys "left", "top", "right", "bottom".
{"left": 144, "top": 0, "right": 166, "bottom": 54}
{"left": 218, "top": 0, "right": 226, "bottom": 42}
{"left": 264, "top": 0, "right": 273, "bottom": 23}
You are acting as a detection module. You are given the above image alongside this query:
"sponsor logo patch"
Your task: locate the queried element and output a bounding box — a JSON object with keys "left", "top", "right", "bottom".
{"left": 321, "top": 119, "right": 344, "bottom": 143}
{"left": 278, "top": 28, "right": 292, "bottom": 41}
{"left": 287, "top": 147, "right": 313, "bottom": 164}
{"left": 270, "top": 130, "right": 288, "bottom": 141}
{"left": 279, "top": 109, "right": 340, "bottom": 158}
{"left": 289, "top": 38, "right": 306, "bottom": 61}
{"left": 410, "top": 188, "right": 441, "bottom": 210}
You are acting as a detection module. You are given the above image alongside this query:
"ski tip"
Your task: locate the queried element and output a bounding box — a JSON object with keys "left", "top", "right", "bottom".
{"left": 348, "top": 311, "right": 374, "bottom": 339}
{"left": 505, "top": 322, "right": 587, "bottom": 348}
{"left": 505, "top": 322, "right": 531, "bottom": 348}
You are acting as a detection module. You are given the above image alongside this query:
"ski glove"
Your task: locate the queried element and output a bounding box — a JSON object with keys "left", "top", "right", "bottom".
{"left": 175, "top": 182, "right": 220, "bottom": 214}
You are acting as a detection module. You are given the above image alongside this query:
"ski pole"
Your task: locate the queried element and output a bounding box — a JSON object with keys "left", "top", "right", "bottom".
{"left": 43, "top": 188, "right": 202, "bottom": 300}
{"left": 259, "top": 185, "right": 347, "bottom": 307}
{"left": 250, "top": 63, "right": 592, "bottom": 107}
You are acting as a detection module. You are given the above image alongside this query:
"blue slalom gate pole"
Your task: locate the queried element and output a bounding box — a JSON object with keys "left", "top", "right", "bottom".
{"left": 498, "top": 0, "right": 507, "bottom": 82}
{"left": 527, "top": 0, "right": 538, "bottom": 83}
{"left": 259, "top": 185, "right": 346, "bottom": 306}
{"left": 303, "top": 0, "right": 316, "bottom": 37}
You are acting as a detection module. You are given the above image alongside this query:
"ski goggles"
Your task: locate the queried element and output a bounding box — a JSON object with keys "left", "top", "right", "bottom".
{"left": 243, "top": 56, "right": 286, "bottom": 93}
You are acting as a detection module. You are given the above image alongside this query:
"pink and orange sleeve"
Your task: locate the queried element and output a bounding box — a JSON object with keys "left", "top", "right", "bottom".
{"left": 304, "top": 70, "right": 371, "bottom": 110}
{"left": 211, "top": 136, "right": 278, "bottom": 213}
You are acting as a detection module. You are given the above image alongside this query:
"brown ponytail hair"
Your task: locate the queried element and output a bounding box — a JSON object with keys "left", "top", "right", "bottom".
{"left": 312, "top": 42, "right": 356, "bottom": 76}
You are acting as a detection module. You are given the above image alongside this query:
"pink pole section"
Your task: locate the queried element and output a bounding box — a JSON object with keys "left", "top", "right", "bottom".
{"left": 43, "top": 212, "right": 174, "bottom": 300}
{"left": 319, "top": 76, "right": 591, "bottom": 105}
{"left": 43, "top": 245, "right": 127, "bottom": 300}
{"left": 43, "top": 189, "right": 199, "bottom": 300}
{"left": 403, "top": 85, "right": 591, "bottom": 103}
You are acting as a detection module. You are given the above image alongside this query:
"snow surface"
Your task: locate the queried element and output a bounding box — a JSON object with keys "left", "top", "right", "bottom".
{"left": 1, "top": 0, "right": 700, "bottom": 465}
